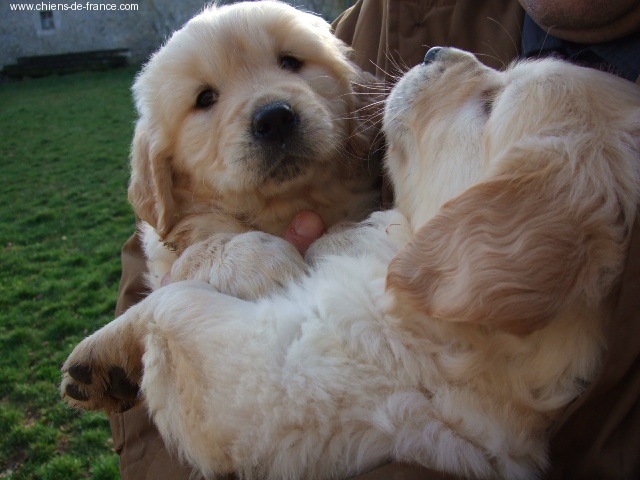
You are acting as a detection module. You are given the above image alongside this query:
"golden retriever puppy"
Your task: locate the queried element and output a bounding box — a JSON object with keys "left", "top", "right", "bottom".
{"left": 132, "top": 1, "right": 382, "bottom": 297}
{"left": 62, "top": 49, "right": 640, "bottom": 479}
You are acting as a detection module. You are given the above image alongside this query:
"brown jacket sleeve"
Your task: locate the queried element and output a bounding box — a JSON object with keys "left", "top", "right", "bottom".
{"left": 115, "top": 231, "right": 149, "bottom": 317}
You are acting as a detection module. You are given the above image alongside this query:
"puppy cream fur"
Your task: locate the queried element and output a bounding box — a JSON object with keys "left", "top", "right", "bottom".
{"left": 131, "top": 1, "right": 382, "bottom": 295}
{"left": 62, "top": 49, "right": 640, "bottom": 479}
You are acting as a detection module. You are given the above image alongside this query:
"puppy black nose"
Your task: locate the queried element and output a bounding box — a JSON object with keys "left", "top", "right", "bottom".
{"left": 424, "top": 47, "right": 443, "bottom": 65}
{"left": 253, "top": 102, "right": 298, "bottom": 144}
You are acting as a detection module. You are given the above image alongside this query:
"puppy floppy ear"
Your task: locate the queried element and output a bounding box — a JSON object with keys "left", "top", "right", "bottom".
{"left": 387, "top": 157, "right": 626, "bottom": 336}
{"left": 128, "top": 121, "right": 177, "bottom": 238}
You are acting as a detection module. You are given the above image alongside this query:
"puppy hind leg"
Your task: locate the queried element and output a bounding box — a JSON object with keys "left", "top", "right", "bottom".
{"left": 142, "top": 322, "right": 228, "bottom": 478}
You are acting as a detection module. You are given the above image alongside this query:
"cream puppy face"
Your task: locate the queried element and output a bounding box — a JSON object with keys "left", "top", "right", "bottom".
{"left": 383, "top": 48, "right": 498, "bottom": 228}
{"left": 130, "top": 1, "right": 377, "bottom": 237}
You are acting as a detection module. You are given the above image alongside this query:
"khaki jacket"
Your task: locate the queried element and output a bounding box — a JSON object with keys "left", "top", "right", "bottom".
{"left": 111, "top": 1, "right": 640, "bottom": 478}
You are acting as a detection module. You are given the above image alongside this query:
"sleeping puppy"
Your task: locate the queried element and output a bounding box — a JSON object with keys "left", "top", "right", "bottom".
{"left": 62, "top": 49, "right": 640, "bottom": 479}
{"left": 132, "top": 1, "right": 382, "bottom": 298}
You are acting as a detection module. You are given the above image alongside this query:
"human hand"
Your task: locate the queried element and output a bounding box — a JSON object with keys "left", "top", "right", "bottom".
{"left": 282, "top": 210, "right": 326, "bottom": 255}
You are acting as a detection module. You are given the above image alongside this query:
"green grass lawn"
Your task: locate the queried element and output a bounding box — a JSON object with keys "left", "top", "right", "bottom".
{"left": 0, "top": 67, "right": 139, "bottom": 479}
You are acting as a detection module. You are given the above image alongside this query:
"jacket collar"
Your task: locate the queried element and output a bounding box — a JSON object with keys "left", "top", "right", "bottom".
{"left": 521, "top": 13, "right": 640, "bottom": 82}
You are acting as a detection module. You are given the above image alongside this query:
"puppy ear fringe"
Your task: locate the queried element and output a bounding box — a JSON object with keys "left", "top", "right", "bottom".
{"left": 128, "top": 121, "right": 178, "bottom": 239}
{"left": 386, "top": 165, "right": 629, "bottom": 336}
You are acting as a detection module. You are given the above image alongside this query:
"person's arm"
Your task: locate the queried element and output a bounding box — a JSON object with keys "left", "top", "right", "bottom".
{"left": 115, "top": 230, "right": 149, "bottom": 317}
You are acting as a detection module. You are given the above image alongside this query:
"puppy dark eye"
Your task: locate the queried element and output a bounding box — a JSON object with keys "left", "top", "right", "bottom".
{"left": 195, "top": 88, "right": 217, "bottom": 109}
{"left": 280, "top": 55, "right": 303, "bottom": 72}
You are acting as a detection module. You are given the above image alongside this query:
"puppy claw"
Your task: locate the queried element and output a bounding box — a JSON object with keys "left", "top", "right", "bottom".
{"left": 108, "top": 367, "right": 140, "bottom": 400}
{"left": 61, "top": 367, "right": 140, "bottom": 413}
{"left": 65, "top": 383, "right": 91, "bottom": 402}
{"left": 68, "top": 363, "right": 93, "bottom": 384}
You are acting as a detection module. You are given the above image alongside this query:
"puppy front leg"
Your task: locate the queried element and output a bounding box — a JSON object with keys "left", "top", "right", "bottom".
{"left": 171, "top": 231, "right": 308, "bottom": 300}
{"left": 60, "top": 284, "right": 186, "bottom": 413}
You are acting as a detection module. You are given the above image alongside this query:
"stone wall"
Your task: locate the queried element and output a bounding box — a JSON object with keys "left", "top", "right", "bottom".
{"left": 0, "top": 0, "right": 208, "bottom": 68}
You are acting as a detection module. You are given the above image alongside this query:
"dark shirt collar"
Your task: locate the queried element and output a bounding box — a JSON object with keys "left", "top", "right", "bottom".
{"left": 521, "top": 13, "right": 640, "bottom": 82}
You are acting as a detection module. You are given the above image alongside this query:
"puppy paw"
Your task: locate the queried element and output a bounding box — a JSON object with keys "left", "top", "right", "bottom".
{"left": 305, "top": 212, "right": 412, "bottom": 264}
{"left": 366, "top": 210, "right": 412, "bottom": 248}
{"left": 172, "top": 231, "right": 307, "bottom": 300}
{"left": 61, "top": 322, "right": 143, "bottom": 412}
